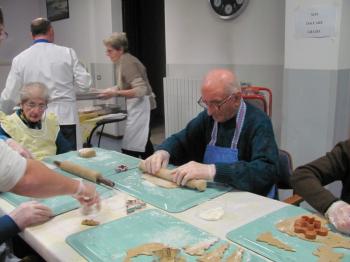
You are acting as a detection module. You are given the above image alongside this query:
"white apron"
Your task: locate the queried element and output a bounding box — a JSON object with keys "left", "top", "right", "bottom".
{"left": 122, "top": 96, "right": 151, "bottom": 152}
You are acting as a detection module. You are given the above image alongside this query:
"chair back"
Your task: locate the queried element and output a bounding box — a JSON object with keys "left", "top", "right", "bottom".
{"left": 277, "top": 149, "right": 293, "bottom": 189}
{"left": 242, "top": 86, "right": 272, "bottom": 117}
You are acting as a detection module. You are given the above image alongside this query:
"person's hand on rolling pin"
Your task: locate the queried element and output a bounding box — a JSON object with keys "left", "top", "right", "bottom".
{"left": 97, "top": 87, "right": 119, "bottom": 99}
{"left": 144, "top": 150, "right": 170, "bottom": 175}
{"left": 72, "top": 180, "right": 101, "bottom": 209}
{"left": 172, "top": 161, "right": 216, "bottom": 186}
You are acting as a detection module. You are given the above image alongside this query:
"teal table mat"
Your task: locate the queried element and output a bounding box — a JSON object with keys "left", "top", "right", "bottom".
{"left": 43, "top": 148, "right": 140, "bottom": 176}
{"left": 109, "top": 168, "right": 231, "bottom": 213}
{"left": 226, "top": 205, "right": 350, "bottom": 262}
{"left": 66, "top": 209, "right": 264, "bottom": 262}
{"left": 0, "top": 169, "right": 113, "bottom": 216}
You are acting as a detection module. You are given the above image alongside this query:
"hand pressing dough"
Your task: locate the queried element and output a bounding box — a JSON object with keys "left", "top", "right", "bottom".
{"left": 78, "top": 148, "right": 96, "bottom": 158}
{"left": 198, "top": 207, "right": 224, "bottom": 221}
{"left": 142, "top": 174, "right": 178, "bottom": 189}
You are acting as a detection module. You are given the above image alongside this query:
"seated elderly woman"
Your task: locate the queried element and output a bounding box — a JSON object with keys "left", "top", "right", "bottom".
{"left": 0, "top": 82, "right": 73, "bottom": 160}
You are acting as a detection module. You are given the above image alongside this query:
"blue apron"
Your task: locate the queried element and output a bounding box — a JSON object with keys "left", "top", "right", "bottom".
{"left": 203, "top": 100, "right": 276, "bottom": 198}
{"left": 203, "top": 100, "right": 246, "bottom": 164}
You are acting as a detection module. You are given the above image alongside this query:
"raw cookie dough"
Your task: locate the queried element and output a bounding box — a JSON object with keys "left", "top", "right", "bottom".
{"left": 225, "top": 247, "right": 244, "bottom": 262}
{"left": 276, "top": 215, "right": 350, "bottom": 249}
{"left": 142, "top": 174, "right": 178, "bottom": 189}
{"left": 124, "top": 243, "right": 184, "bottom": 262}
{"left": 256, "top": 232, "right": 295, "bottom": 252}
{"left": 81, "top": 219, "right": 100, "bottom": 226}
{"left": 78, "top": 148, "right": 96, "bottom": 158}
{"left": 197, "top": 242, "right": 229, "bottom": 262}
{"left": 184, "top": 238, "right": 219, "bottom": 256}
{"left": 198, "top": 207, "right": 224, "bottom": 221}
{"left": 313, "top": 246, "right": 344, "bottom": 262}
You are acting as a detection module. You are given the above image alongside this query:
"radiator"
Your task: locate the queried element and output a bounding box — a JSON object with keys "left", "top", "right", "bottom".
{"left": 163, "top": 78, "right": 203, "bottom": 137}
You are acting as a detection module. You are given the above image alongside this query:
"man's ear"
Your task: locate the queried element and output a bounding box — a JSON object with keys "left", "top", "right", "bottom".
{"left": 233, "top": 92, "right": 242, "bottom": 105}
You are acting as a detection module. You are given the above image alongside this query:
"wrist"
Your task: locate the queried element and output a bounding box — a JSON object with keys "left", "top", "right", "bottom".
{"left": 72, "top": 179, "right": 84, "bottom": 198}
{"left": 208, "top": 164, "right": 216, "bottom": 181}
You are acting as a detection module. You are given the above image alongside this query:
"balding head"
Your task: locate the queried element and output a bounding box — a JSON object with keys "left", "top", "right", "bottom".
{"left": 31, "top": 18, "right": 53, "bottom": 41}
{"left": 202, "top": 69, "right": 241, "bottom": 96}
{"left": 201, "top": 69, "right": 242, "bottom": 122}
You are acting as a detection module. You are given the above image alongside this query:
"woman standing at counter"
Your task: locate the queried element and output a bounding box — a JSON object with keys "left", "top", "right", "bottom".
{"left": 98, "top": 32, "right": 156, "bottom": 159}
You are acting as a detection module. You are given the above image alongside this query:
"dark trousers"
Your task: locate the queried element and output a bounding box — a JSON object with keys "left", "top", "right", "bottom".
{"left": 60, "top": 125, "right": 77, "bottom": 150}
{"left": 122, "top": 130, "right": 154, "bottom": 159}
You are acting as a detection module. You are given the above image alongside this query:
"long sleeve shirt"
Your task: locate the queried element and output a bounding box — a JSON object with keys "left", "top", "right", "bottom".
{"left": 291, "top": 140, "right": 350, "bottom": 214}
{"left": 0, "top": 215, "right": 20, "bottom": 244}
{"left": 158, "top": 103, "right": 279, "bottom": 196}
{"left": 0, "top": 42, "right": 91, "bottom": 125}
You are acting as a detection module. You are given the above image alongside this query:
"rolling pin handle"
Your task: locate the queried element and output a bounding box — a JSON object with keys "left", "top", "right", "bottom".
{"left": 97, "top": 177, "right": 115, "bottom": 187}
{"left": 53, "top": 160, "right": 61, "bottom": 167}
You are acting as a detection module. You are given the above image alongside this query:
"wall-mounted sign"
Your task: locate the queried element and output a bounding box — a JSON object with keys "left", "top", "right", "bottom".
{"left": 295, "top": 6, "right": 336, "bottom": 38}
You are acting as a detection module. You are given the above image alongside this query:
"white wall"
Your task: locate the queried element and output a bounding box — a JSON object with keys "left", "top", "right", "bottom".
{"left": 284, "top": 0, "right": 342, "bottom": 70}
{"left": 338, "top": 0, "right": 350, "bottom": 69}
{"left": 0, "top": 0, "right": 43, "bottom": 63}
{"left": 165, "top": 0, "right": 284, "bottom": 66}
{"left": 164, "top": 0, "right": 285, "bottom": 143}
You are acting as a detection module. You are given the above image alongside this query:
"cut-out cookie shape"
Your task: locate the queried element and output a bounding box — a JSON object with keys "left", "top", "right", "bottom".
{"left": 183, "top": 238, "right": 219, "bottom": 256}
{"left": 81, "top": 219, "right": 100, "bottom": 226}
{"left": 197, "top": 242, "right": 230, "bottom": 262}
{"left": 256, "top": 232, "right": 295, "bottom": 252}
{"left": 225, "top": 247, "right": 245, "bottom": 262}
{"left": 313, "top": 245, "right": 344, "bottom": 262}
{"left": 294, "top": 216, "right": 328, "bottom": 240}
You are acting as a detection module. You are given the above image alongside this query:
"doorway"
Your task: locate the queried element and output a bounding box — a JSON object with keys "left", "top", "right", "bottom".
{"left": 121, "top": 0, "right": 166, "bottom": 128}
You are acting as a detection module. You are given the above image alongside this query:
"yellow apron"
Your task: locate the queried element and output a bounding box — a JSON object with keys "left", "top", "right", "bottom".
{"left": 0, "top": 112, "right": 59, "bottom": 160}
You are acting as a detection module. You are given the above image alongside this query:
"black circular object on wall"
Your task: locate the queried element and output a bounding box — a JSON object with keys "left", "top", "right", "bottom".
{"left": 209, "top": 0, "right": 249, "bottom": 20}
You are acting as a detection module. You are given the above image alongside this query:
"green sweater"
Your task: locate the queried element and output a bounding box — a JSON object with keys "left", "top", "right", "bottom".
{"left": 291, "top": 140, "right": 350, "bottom": 214}
{"left": 158, "top": 103, "right": 279, "bottom": 196}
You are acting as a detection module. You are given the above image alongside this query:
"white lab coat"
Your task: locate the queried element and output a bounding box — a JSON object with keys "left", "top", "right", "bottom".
{"left": 0, "top": 42, "right": 91, "bottom": 125}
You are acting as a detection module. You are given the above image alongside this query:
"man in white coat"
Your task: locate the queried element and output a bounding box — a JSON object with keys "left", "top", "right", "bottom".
{"left": 0, "top": 17, "right": 91, "bottom": 149}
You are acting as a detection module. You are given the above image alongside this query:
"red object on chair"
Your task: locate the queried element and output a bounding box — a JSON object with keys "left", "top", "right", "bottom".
{"left": 241, "top": 86, "right": 272, "bottom": 117}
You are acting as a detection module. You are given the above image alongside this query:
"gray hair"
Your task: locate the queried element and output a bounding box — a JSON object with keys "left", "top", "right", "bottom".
{"left": 103, "top": 32, "right": 129, "bottom": 52}
{"left": 226, "top": 77, "right": 241, "bottom": 95}
{"left": 20, "top": 82, "right": 50, "bottom": 103}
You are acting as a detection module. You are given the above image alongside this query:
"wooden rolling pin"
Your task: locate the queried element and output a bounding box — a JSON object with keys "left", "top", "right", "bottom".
{"left": 139, "top": 161, "right": 207, "bottom": 192}
{"left": 54, "top": 160, "right": 115, "bottom": 187}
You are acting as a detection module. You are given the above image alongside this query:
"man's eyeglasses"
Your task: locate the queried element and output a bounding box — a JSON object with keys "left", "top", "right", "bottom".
{"left": 24, "top": 102, "right": 47, "bottom": 111}
{"left": 197, "top": 93, "right": 235, "bottom": 110}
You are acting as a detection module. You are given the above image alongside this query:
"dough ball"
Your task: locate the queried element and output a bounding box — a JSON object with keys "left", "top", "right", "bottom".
{"left": 78, "top": 148, "right": 96, "bottom": 158}
{"left": 198, "top": 207, "right": 224, "bottom": 221}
